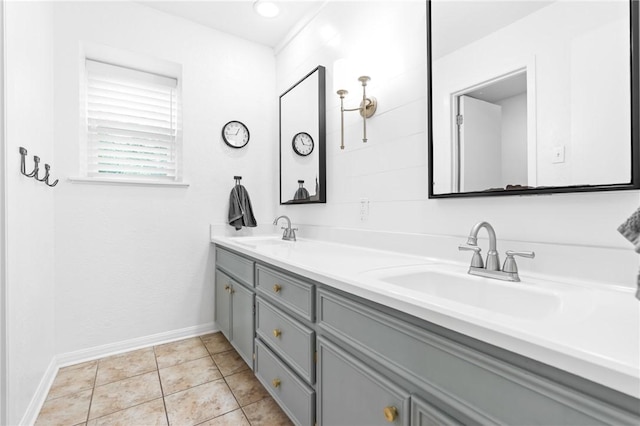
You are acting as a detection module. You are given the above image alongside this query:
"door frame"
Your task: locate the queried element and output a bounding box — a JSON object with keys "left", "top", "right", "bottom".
{"left": 1, "top": 0, "right": 7, "bottom": 423}
{"left": 449, "top": 59, "right": 537, "bottom": 192}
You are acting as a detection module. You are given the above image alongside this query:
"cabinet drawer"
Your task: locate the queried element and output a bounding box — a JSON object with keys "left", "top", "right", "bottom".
{"left": 318, "top": 289, "right": 637, "bottom": 425}
{"left": 216, "top": 247, "right": 254, "bottom": 287}
{"left": 255, "top": 338, "right": 315, "bottom": 426}
{"left": 256, "top": 297, "right": 315, "bottom": 384}
{"left": 318, "top": 336, "right": 410, "bottom": 426}
{"left": 256, "top": 265, "right": 314, "bottom": 321}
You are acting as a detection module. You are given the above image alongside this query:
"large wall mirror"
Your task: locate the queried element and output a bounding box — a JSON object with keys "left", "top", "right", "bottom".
{"left": 428, "top": 0, "right": 640, "bottom": 198}
{"left": 280, "top": 66, "right": 326, "bottom": 204}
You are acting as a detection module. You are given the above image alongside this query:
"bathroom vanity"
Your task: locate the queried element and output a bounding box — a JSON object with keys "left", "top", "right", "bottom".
{"left": 212, "top": 237, "right": 640, "bottom": 426}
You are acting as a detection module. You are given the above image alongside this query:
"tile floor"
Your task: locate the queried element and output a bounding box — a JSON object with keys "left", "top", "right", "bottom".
{"left": 36, "top": 333, "right": 294, "bottom": 426}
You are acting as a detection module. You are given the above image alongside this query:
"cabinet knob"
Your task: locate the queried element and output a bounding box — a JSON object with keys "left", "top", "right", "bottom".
{"left": 383, "top": 406, "right": 398, "bottom": 422}
{"left": 273, "top": 329, "right": 282, "bottom": 338}
{"left": 273, "top": 284, "right": 282, "bottom": 293}
{"left": 224, "top": 284, "right": 230, "bottom": 292}
{"left": 272, "top": 378, "right": 281, "bottom": 388}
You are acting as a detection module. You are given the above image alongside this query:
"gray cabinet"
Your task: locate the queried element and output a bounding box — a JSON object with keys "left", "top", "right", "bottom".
{"left": 255, "top": 338, "right": 315, "bottom": 425}
{"left": 214, "top": 246, "right": 640, "bottom": 426}
{"left": 214, "top": 248, "right": 255, "bottom": 368}
{"left": 214, "top": 269, "right": 231, "bottom": 338}
{"left": 253, "top": 264, "right": 316, "bottom": 425}
{"left": 317, "top": 336, "right": 410, "bottom": 426}
{"left": 256, "top": 298, "right": 315, "bottom": 384}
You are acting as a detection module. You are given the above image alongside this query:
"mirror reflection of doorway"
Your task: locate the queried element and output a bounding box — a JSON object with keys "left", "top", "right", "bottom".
{"left": 454, "top": 70, "right": 529, "bottom": 192}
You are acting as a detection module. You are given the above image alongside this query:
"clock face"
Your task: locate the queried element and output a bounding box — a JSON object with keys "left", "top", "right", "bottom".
{"left": 292, "top": 132, "right": 314, "bottom": 156}
{"left": 222, "top": 121, "right": 250, "bottom": 148}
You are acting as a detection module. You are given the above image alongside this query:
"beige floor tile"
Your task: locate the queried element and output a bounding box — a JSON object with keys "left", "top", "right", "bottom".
{"left": 200, "top": 333, "right": 232, "bottom": 355}
{"left": 212, "top": 349, "right": 249, "bottom": 376}
{"left": 164, "top": 379, "right": 239, "bottom": 426}
{"left": 96, "top": 347, "right": 157, "bottom": 386}
{"left": 35, "top": 388, "right": 92, "bottom": 426}
{"left": 87, "top": 398, "right": 167, "bottom": 426}
{"left": 224, "top": 370, "right": 269, "bottom": 407}
{"left": 47, "top": 361, "right": 97, "bottom": 400}
{"left": 89, "top": 371, "right": 163, "bottom": 419}
{"left": 197, "top": 409, "right": 250, "bottom": 426}
{"left": 159, "top": 356, "right": 222, "bottom": 395}
{"left": 155, "top": 337, "right": 209, "bottom": 369}
{"left": 242, "top": 397, "right": 293, "bottom": 426}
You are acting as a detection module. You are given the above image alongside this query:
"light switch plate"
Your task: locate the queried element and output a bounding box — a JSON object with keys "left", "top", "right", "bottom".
{"left": 552, "top": 146, "right": 565, "bottom": 163}
{"left": 360, "top": 198, "right": 370, "bottom": 221}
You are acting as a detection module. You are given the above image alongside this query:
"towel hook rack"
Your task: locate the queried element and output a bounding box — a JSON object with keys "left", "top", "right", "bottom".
{"left": 234, "top": 176, "right": 242, "bottom": 186}
{"left": 19, "top": 147, "right": 58, "bottom": 187}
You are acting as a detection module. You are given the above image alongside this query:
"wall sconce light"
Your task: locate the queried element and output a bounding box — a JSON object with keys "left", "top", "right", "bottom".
{"left": 336, "top": 78, "right": 377, "bottom": 150}
{"left": 334, "top": 59, "right": 378, "bottom": 150}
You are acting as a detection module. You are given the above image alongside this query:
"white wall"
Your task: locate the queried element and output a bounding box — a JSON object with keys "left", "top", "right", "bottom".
{"left": 276, "top": 1, "right": 639, "bottom": 284}
{"left": 5, "top": 1, "right": 56, "bottom": 423}
{"left": 52, "top": 1, "right": 277, "bottom": 355}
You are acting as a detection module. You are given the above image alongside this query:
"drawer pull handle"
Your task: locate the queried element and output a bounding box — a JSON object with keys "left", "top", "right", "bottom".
{"left": 273, "top": 329, "right": 282, "bottom": 338}
{"left": 383, "top": 406, "right": 398, "bottom": 422}
{"left": 272, "top": 378, "right": 281, "bottom": 388}
{"left": 273, "top": 284, "right": 282, "bottom": 293}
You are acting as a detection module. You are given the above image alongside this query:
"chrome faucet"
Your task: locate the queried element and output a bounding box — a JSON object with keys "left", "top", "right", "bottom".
{"left": 459, "top": 221, "right": 534, "bottom": 282}
{"left": 273, "top": 215, "right": 297, "bottom": 241}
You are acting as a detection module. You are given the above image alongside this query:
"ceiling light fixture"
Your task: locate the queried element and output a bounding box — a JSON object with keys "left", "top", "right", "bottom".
{"left": 253, "top": 1, "right": 280, "bottom": 18}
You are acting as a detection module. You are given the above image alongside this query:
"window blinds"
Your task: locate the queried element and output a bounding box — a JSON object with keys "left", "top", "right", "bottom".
{"left": 85, "top": 59, "right": 179, "bottom": 180}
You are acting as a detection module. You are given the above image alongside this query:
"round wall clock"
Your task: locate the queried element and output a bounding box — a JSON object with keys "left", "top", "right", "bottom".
{"left": 222, "top": 120, "right": 250, "bottom": 148}
{"left": 292, "top": 132, "right": 314, "bottom": 156}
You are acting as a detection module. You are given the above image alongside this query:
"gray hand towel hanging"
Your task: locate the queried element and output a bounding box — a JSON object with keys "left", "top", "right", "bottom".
{"left": 293, "top": 180, "right": 310, "bottom": 201}
{"left": 228, "top": 178, "right": 257, "bottom": 230}
{"left": 618, "top": 207, "right": 640, "bottom": 300}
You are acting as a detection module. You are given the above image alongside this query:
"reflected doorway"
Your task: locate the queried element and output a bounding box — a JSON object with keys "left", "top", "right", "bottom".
{"left": 453, "top": 69, "right": 535, "bottom": 192}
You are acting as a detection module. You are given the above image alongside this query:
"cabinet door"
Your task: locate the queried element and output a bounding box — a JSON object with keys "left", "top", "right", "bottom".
{"left": 231, "top": 281, "right": 255, "bottom": 368}
{"left": 411, "top": 395, "right": 461, "bottom": 426}
{"left": 318, "top": 337, "right": 410, "bottom": 426}
{"left": 215, "top": 269, "right": 232, "bottom": 340}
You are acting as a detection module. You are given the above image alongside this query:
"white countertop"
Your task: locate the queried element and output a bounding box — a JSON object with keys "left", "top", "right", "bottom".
{"left": 211, "top": 234, "right": 640, "bottom": 399}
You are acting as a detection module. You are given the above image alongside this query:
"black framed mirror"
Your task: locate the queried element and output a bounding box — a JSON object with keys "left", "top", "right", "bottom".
{"left": 427, "top": 0, "right": 640, "bottom": 198}
{"left": 280, "top": 65, "right": 326, "bottom": 204}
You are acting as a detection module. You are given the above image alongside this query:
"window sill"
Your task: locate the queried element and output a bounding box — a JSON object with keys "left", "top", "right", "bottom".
{"left": 68, "top": 176, "right": 190, "bottom": 187}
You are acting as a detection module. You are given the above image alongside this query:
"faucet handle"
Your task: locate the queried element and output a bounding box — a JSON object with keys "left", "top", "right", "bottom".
{"left": 502, "top": 250, "right": 535, "bottom": 273}
{"left": 458, "top": 245, "right": 484, "bottom": 268}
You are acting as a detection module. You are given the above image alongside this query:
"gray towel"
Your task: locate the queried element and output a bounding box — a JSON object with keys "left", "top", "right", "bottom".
{"left": 293, "top": 186, "right": 310, "bottom": 201}
{"left": 618, "top": 207, "right": 640, "bottom": 300}
{"left": 228, "top": 184, "right": 257, "bottom": 231}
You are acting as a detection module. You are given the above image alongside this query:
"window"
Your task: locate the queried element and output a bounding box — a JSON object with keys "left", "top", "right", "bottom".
{"left": 84, "top": 59, "right": 181, "bottom": 182}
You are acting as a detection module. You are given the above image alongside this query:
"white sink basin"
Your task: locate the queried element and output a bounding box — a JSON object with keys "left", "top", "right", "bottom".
{"left": 228, "top": 236, "right": 293, "bottom": 249}
{"left": 362, "top": 264, "right": 563, "bottom": 320}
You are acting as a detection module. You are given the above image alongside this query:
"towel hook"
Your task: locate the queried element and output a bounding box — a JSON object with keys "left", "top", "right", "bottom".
{"left": 35, "top": 162, "right": 49, "bottom": 182}
{"left": 46, "top": 170, "right": 59, "bottom": 187}
{"left": 27, "top": 155, "right": 40, "bottom": 178}
{"left": 37, "top": 164, "right": 58, "bottom": 187}
{"left": 20, "top": 147, "right": 40, "bottom": 178}
{"left": 234, "top": 176, "right": 242, "bottom": 186}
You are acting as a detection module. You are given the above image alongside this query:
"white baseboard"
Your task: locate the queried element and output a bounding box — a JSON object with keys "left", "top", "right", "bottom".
{"left": 20, "top": 322, "right": 217, "bottom": 426}
{"left": 56, "top": 322, "right": 217, "bottom": 368}
{"left": 19, "top": 357, "right": 57, "bottom": 426}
